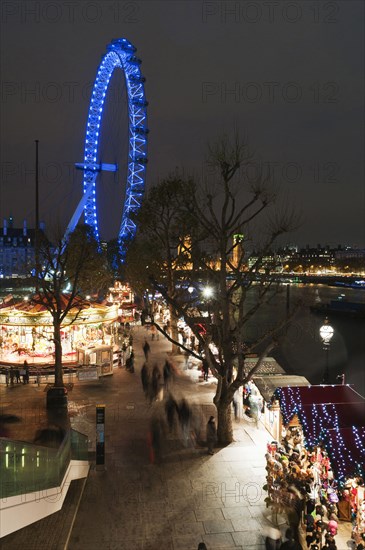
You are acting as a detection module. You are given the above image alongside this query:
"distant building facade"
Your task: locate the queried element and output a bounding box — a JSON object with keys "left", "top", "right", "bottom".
{"left": 0, "top": 218, "right": 36, "bottom": 278}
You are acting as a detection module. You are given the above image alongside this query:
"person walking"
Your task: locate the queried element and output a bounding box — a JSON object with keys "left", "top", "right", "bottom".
{"left": 143, "top": 339, "right": 151, "bottom": 360}
{"left": 163, "top": 359, "right": 173, "bottom": 388}
{"left": 206, "top": 416, "right": 217, "bottom": 455}
{"left": 178, "top": 399, "right": 192, "bottom": 447}
{"left": 9, "top": 366, "right": 15, "bottom": 385}
{"left": 279, "top": 528, "right": 303, "bottom": 549}
{"left": 264, "top": 526, "right": 282, "bottom": 550}
{"left": 165, "top": 394, "right": 178, "bottom": 432}
{"left": 15, "top": 367, "right": 21, "bottom": 383}
{"left": 5, "top": 369, "right": 10, "bottom": 386}
{"left": 202, "top": 359, "right": 209, "bottom": 381}
{"left": 141, "top": 362, "right": 149, "bottom": 396}
{"left": 190, "top": 334, "right": 196, "bottom": 351}
{"left": 126, "top": 351, "right": 135, "bottom": 372}
{"left": 151, "top": 364, "right": 161, "bottom": 401}
{"left": 22, "top": 360, "right": 29, "bottom": 384}
{"left": 24, "top": 361, "right": 30, "bottom": 383}
{"left": 232, "top": 397, "right": 238, "bottom": 421}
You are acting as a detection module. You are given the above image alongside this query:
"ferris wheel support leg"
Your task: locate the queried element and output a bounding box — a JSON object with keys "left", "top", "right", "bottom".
{"left": 62, "top": 182, "right": 94, "bottom": 246}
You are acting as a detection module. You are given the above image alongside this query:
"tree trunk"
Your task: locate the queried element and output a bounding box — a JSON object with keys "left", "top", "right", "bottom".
{"left": 53, "top": 320, "right": 64, "bottom": 387}
{"left": 169, "top": 303, "right": 180, "bottom": 354}
{"left": 216, "top": 398, "right": 233, "bottom": 445}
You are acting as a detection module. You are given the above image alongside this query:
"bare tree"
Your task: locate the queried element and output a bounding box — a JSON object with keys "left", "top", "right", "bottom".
{"left": 133, "top": 132, "right": 301, "bottom": 444}
{"left": 31, "top": 226, "right": 112, "bottom": 391}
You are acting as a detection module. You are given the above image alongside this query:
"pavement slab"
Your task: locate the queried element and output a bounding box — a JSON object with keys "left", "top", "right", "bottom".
{"left": 203, "top": 519, "right": 234, "bottom": 533}
{"left": 202, "top": 532, "right": 236, "bottom": 548}
{"left": 232, "top": 530, "right": 265, "bottom": 546}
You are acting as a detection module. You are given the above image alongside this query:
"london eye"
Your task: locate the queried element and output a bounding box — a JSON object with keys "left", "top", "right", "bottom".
{"left": 65, "top": 38, "right": 148, "bottom": 261}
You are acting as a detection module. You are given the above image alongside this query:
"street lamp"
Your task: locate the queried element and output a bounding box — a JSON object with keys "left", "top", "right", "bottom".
{"left": 202, "top": 286, "right": 213, "bottom": 299}
{"left": 319, "top": 317, "right": 334, "bottom": 384}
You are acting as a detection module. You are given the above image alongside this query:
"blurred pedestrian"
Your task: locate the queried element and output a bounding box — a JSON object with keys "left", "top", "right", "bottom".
{"left": 151, "top": 325, "right": 157, "bottom": 340}
{"left": 9, "top": 366, "right": 15, "bottom": 385}
{"left": 264, "top": 526, "right": 282, "bottom": 550}
{"left": 152, "top": 364, "right": 161, "bottom": 401}
{"left": 141, "top": 362, "right": 149, "bottom": 396}
{"left": 148, "top": 416, "right": 162, "bottom": 464}
{"left": 206, "top": 416, "right": 217, "bottom": 455}
{"left": 202, "top": 359, "right": 209, "bottom": 381}
{"left": 25, "top": 363, "right": 30, "bottom": 383}
{"left": 279, "top": 528, "right": 302, "bottom": 549}
{"left": 15, "top": 367, "right": 21, "bottom": 383}
{"left": 163, "top": 359, "right": 172, "bottom": 388}
{"left": 5, "top": 369, "right": 10, "bottom": 386}
{"left": 126, "top": 351, "right": 135, "bottom": 372}
{"left": 197, "top": 544, "right": 207, "bottom": 550}
{"left": 23, "top": 360, "right": 29, "bottom": 384}
{"left": 143, "top": 339, "right": 151, "bottom": 360}
{"left": 165, "top": 394, "right": 178, "bottom": 432}
{"left": 233, "top": 388, "right": 242, "bottom": 421}
{"left": 178, "top": 399, "right": 192, "bottom": 447}
{"left": 190, "top": 334, "right": 196, "bottom": 351}
{"left": 232, "top": 397, "right": 238, "bottom": 421}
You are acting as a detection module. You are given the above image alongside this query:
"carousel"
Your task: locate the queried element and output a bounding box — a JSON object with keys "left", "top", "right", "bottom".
{"left": 0, "top": 294, "right": 119, "bottom": 369}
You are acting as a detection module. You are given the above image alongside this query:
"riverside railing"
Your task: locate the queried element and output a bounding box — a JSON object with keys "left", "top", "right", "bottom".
{"left": 0, "top": 429, "right": 89, "bottom": 499}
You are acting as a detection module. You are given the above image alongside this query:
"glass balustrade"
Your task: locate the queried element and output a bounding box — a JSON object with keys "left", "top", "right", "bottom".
{"left": 0, "top": 429, "right": 88, "bottom": 499}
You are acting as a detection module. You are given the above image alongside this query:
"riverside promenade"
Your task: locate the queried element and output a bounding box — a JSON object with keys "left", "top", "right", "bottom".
{"left": 1, "top": 326, "right": 352, "bottom": 549}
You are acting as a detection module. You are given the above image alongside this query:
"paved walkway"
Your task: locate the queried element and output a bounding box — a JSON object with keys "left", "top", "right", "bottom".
{"left": 1, "top": 326, "right": 353, "bottom": 549}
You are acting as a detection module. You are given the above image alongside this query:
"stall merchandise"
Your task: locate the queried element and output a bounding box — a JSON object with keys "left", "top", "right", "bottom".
{"left": 265, "top": 385, "right": 365, "bottom": 548}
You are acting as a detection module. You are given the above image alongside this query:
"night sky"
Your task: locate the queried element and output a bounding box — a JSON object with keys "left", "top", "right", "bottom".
{"left": 0, "top": 0, "right": 364, "bottom": 247}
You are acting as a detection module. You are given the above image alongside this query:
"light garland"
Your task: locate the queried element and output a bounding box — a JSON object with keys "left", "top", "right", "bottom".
{"left": 276, "top": 386, "right": 365, "bottom": 482}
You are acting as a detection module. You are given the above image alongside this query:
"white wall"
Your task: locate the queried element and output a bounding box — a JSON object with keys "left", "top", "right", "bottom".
{"left": 0, "top": 460, "right": 89, "bottom": 538}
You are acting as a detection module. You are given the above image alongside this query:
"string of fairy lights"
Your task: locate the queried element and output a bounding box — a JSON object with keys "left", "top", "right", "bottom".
{"left": 274, "top": 386, "right": 365, "bottom": 482}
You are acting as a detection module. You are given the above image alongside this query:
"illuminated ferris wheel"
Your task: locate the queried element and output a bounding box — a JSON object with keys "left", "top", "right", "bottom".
{"left": 65, "top": 38, "right": 148, "bottom": 260}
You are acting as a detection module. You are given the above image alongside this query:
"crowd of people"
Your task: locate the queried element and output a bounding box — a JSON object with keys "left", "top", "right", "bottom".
{"left": 265, "top": 425, "right": 344, "bottom": 550}
{"left": 146, "top": 392, "right": 217, "bottom": 463}
{"left": 5, "top": 360, "right": 30, "bottom": 385}
{"left": 138, "top": 336, "right": 219, "bottom": 463}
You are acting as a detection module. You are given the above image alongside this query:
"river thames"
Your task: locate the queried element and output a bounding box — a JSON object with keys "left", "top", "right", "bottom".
{"left": 244, "top": 283, "right": 365, "bottom": 397}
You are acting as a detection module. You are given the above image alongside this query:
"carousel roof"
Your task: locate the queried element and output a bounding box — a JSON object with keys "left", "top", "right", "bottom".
{"left": 275, "top": 385, "right": 365, "bottom": 481}
{"left": 0, "top": 294, "right": 118, "bottom": 326}
{"left": 0, "top": 294, "right": 109, "bottom": 313}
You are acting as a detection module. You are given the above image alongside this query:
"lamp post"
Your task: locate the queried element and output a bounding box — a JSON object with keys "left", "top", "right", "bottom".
{"left": 202, "top": 286, "right": 213, "bottom": 300}
{"left": 319, "top": 317, "right": 334, "bottom": 384}
{"left": 202, "top": 286, "right": 214, "bottom": 338}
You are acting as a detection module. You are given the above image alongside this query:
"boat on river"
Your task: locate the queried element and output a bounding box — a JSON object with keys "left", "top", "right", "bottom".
{"left": 310, "top": 299, "right": 365, "bottom": 319}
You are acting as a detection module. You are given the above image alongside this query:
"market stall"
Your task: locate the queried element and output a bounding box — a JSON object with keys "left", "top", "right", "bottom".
{"left": 264, "top": 385, "right": 365, "bottom": 547}
{"left": 77, "top": 345, "right": 114, "bottom": 377}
